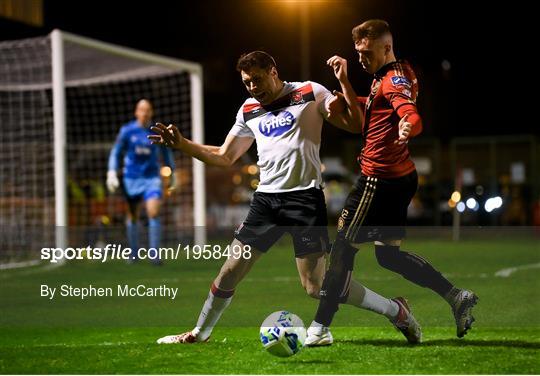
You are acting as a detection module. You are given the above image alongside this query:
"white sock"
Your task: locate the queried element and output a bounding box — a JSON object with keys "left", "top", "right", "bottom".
{"left": 192, "top": 283, "right": 234, "bottom": 341}
{"left": 308, "top": 321, "right": 325, "bottom": 334}
{"left": 345, "top": 279, "right": 399, "bottom": 319}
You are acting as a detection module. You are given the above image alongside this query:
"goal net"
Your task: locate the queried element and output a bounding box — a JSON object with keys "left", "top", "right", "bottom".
{"left": 0, "top": 30, "right": 205, "bottom": 264}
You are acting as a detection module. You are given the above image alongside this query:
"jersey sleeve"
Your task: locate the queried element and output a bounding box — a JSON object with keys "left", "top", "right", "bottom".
{"left": 381, "top": 70, "right": 417, "bottom": 112}
{"left": 383, "top": 65, "right": 423, "bottom": 137}
{"left": 310, "top": 81, "right": 334, "bottom": 119}
{"left": 228, "top": 106, "right": 255, "bottom": 138}
{"left": 107, "top": 126, "right": 127, "bottom": 171}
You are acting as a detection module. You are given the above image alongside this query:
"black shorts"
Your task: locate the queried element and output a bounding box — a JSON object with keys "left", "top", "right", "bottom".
{"left": 337, "top": 171, "right": 418, "bottom": 243}
{"left": 234, "top": 188, "right": 329, "bottom": 257}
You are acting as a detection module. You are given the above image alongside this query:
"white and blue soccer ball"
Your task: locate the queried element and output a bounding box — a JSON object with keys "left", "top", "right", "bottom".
{"left": 259, "top": 311, "right": 307, "bottom": 357}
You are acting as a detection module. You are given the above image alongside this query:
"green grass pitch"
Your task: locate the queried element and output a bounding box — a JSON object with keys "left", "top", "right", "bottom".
{"left": 1, "top": 234, "right": 539, "bottom": 374}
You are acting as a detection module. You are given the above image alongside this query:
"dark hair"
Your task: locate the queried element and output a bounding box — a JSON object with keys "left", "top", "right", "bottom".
{"left": 236, "top": 51, "right": 277, "bottom": 72}
{"left": 352, "top": 19, "right": 391, "bottom": 42}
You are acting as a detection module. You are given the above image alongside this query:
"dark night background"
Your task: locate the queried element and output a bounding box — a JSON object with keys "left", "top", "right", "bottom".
{"left": 1, "top": 0, "right": 524, "bottom": 149}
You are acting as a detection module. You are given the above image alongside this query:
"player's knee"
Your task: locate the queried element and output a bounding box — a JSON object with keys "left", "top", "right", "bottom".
{"left": 375, "top": 244, "right": 401, "bottom": 270}
{"left": 146, "top": 199, "right": 161, "bottom": 218}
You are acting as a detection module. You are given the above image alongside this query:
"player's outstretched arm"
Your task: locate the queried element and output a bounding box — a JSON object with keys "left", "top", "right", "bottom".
{"left": 149, "top": 123, "right": 253, "bottom": 167}
{"left": 325, "top": 55, "right": 363, "bottom": 133}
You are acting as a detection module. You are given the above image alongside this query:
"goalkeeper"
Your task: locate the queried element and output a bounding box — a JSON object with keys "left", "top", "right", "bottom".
{"left": 106, "top": 99, "right": 176, "bottom": 264}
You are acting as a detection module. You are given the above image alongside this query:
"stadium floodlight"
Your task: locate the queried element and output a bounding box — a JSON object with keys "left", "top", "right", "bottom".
{"left": 0, "top": 30, "right": 205, "bottom": 264}
{"left": 456, "top": 202, "right": 466, "bottom": 213}
{"left": 484, "top": 196, "right": 503, "bottom": 213}
{"left": 466, "top": 198, "right": 477, "bottom": 210}
{"left": 450, "top": 191, "right": 461, "bottom": 203}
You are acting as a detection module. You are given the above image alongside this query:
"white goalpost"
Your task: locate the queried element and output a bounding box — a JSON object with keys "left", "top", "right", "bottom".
{"left": 51, "top": 30, "right": 67, "bottom": 251}
{"left": 0, "top": 30, "right": 206, "bottom": 264}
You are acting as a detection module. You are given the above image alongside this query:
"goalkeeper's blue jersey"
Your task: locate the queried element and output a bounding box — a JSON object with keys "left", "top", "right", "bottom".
{"left": 108, "top": 120, "right": 174, "bottom": 178}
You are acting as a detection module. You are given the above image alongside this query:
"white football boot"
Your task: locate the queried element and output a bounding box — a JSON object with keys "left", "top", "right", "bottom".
{"left": 305, "top": 325, "right": 334, "bottom": 346}
{"left": 156, "top": 330, "right": 208, "bottom": 344}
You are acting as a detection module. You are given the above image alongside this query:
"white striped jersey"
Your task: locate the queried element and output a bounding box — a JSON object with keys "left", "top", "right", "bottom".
{"left": 229, "top": 81, "right": 334, "bottom": 193}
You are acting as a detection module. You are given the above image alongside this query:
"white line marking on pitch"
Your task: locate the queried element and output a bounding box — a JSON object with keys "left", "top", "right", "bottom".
{"left": 0, "top": 261, "right": 63, "bottom": 280}
{"left": 494, "top": 262, "right": 540, "bottom": 278}
{"left": 3, "top": 341, "right": 139, "bottom": 349}
{"left": 0, "top": 260, "right": 41, "bottom": 270}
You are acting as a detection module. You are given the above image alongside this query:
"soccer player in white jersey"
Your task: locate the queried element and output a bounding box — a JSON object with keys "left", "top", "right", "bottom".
{"left": 149, "top": 51, "right": 421, "bottom": 345}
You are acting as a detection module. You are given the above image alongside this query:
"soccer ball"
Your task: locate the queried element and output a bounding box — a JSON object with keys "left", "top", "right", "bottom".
{"left": 259, "top": 311, "right": 307, "bottom": 357}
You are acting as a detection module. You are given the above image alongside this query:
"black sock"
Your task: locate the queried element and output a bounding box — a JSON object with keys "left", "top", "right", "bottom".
{"left": 314, "top": 296, "right": 339, "bottom": 327}
{"left": 444, "top": 286, "right": 462, "bottom": 307}
{"left": 375, "top": 245, "right": 453, "bottom": 297}
{"left": 314, "top": 237, "right": 358, "bottom": 326}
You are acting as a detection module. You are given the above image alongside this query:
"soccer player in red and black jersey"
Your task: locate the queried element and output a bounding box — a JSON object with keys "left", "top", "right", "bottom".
{"left": 306, "top": 20, "right": 478, "bottom": 345}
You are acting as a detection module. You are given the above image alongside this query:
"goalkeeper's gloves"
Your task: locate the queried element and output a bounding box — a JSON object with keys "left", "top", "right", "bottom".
{"left": 106, "top": 170, "right": 120, "bottom": 193}
{"left": 168, "top": 172, "right": 177, "bottom": 191}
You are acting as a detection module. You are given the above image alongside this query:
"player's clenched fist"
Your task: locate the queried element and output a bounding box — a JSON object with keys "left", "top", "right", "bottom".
{"left": 326, "top": 55, "right": 349, "bottom": 83}
{"left": 148, "top": 123, "right": 184, "bottom": 149}
{"left": 395, "top": 114, "right": 411, "bottom": 144}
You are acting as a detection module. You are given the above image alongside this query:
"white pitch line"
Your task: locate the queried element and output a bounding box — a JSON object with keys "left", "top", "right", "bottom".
{"left": 0, "top": 260, "right": 41, "bottom": 270}
{"left": 0, "top": 261, "right": 63, "bottom": 281}
{"left": 112, "top": 273, "right": 494, "bottom": 285}
{"left": 3, "top": 341, "right": 139, "bottom": 349}
{"left": 494, "top": 262, "right": 540, "bottom": 278}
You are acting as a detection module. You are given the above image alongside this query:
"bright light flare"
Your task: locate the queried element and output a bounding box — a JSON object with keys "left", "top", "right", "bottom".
{"left": 485, "top": 196, "right": 503, "bottom": 213}
{"left": 451, "top": 191, "right": 461, "bottom": 203}
{"left": 160, "top": 166, "right": 172, "bottom": 177}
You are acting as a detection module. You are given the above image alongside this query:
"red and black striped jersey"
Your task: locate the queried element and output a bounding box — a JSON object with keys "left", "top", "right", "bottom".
{"left": 359, "top": 60, "right": 421, "bottom": 178}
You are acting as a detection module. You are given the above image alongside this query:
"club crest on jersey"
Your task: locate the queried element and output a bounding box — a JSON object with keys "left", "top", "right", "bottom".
{"left": 258, "top": 111, "right": 295, "bottom": 137}
{"left": 337, "top": 209, "right": 349, "bottom": 232}
{"left": 290, "top": 91, "right": 305, "bottom": 105}
{"left": 391, "top": 76, "right": 411, "bottom": 87}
